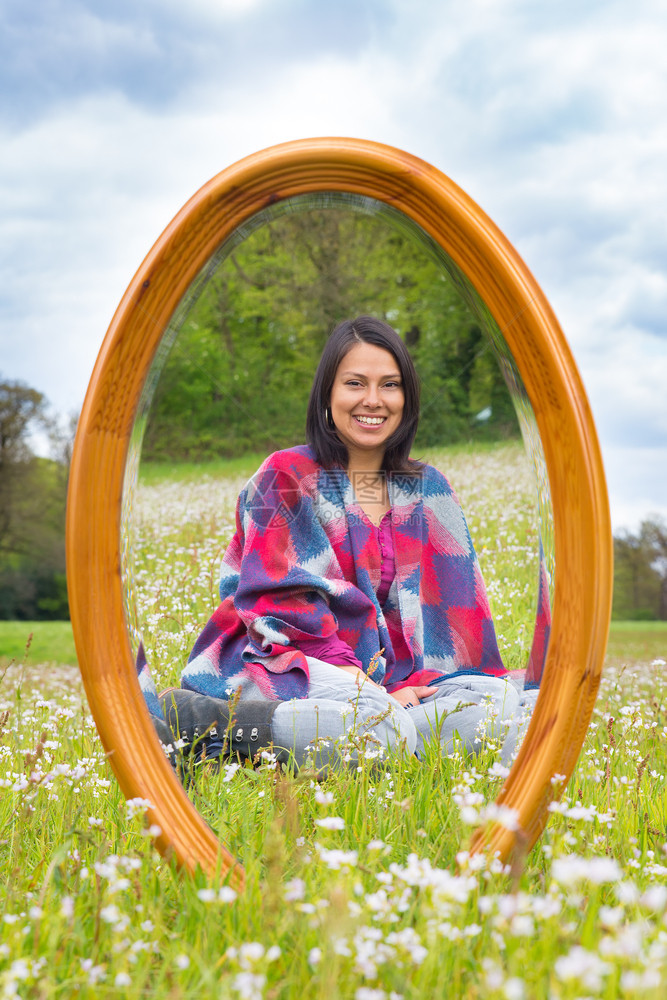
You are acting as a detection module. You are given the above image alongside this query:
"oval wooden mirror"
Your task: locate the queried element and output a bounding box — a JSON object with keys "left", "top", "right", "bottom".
{"left": 66, "top": 138, "right": 612, "bottom": 886}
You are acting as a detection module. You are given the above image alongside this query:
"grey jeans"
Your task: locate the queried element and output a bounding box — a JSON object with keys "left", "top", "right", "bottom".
{"left": 233, "top": 658, "right": 536, "bottom": 770}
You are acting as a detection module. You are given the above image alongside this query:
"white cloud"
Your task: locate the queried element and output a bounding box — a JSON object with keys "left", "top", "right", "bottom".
{"left": 156, "top": 0, "right": 271, "bottom": 17}
{"left": 2, "top": 0, "right": 667, "bottom": 528}
{"left": 604, "top": 445, "right": 667, "bottom": 531}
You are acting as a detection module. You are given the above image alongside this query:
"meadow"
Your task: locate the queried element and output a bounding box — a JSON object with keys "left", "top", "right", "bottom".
{"left": 1, "top": 440, "right": 666, "bottom": 999}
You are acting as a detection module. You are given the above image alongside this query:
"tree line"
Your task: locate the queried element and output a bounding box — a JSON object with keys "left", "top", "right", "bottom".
{"left": 613, "top": 518, "right": 667, "bottom": 620}
{"left": 2, "top": 372, "right": 665, "bottom": 621}
{"left": 142, "top": 205, "right": 519, "bottom": 461}
{"left": 0, "top": 379, "right": 73, "bottom": 620}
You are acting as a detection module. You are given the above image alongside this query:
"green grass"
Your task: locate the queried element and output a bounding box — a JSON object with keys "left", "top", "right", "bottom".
{"left": 606, "top": 621, "right": 667, "bottom": 663}
{"left": 1, "top": 618, "right": 660, "bottom": 674}
{"left": 138, "top": 451, "right": 270, "bottom": 485}
{"left": 2, "top": 648, "right": 666, "bottom": 997}
{"left": 0, "top": 619, "right": 76, "bottom": 667}
{"left": 2, "top": 442, "right": 667, "bottom": 997}
{"left": 137, "top": 437, "right": 524, "bottom": 486}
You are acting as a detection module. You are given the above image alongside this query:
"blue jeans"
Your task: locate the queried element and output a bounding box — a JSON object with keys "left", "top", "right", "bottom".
{"left": 232, "top": 658, "right": 535, "bottom": 770}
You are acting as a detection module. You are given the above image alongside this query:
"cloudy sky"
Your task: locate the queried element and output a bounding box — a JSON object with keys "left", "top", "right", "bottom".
{"left": 2, "top": 0, "right": 665, "bottom": 531}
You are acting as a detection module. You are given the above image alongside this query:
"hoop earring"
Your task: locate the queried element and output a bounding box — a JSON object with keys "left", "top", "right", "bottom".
{"left": 325, "top": 407, "right": 335, "bottom": 429}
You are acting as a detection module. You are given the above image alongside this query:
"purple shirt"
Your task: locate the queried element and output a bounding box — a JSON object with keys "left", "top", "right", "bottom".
{"left": 297, "top": 509, "right": 396, "bottom": 668}
{"left": 375, "top": 509, "right": 396, "bottom": 606}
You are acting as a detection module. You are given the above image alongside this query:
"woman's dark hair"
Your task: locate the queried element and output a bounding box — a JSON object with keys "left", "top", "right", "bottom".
{"left": 306, "top": 316, "right": 421, "bottom": 473}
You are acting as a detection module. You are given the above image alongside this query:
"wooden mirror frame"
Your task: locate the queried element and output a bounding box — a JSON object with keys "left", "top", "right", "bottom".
{"left": 66, "top": 137, "right": 612, "bottom": 886}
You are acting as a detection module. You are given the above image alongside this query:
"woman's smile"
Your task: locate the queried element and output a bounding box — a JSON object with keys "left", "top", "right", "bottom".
{"left": 353, "top": 414, "right": 386, "bottom": 426}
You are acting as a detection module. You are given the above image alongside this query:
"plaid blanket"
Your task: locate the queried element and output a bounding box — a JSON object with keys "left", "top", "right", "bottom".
{"left": 178, "top": 446, "right": 515, "bottom": 702}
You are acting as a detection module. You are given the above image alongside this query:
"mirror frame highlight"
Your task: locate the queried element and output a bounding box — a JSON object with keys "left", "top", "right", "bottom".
{"left": 66, "top": 137, "right": 612, "bottom": 883}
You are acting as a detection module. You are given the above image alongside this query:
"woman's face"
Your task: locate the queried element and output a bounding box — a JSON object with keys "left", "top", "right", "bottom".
{"left": 329, "top": 341, "right": 405, "bottom": 467}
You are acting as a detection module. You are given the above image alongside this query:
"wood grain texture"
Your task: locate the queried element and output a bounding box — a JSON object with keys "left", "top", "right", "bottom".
{"left": 66, "top": 137, "right": 613, "bottom": 879}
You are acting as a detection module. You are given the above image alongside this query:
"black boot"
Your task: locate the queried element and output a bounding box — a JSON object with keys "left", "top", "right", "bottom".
{"left": 156, "top": 689, "right": 287, "bottom": 769}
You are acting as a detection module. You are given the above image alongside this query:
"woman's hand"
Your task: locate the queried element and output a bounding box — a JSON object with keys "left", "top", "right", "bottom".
{"left": 390, "top": 685, "right": 437, "bottom": 709}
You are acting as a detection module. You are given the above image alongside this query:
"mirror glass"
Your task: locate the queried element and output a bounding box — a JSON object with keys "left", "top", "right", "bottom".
{"left": 120, "top": 193, "right": 554, "bottom": 826}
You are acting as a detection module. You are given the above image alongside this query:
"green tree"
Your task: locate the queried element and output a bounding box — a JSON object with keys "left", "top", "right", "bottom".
{"left": 143, "top": 206, "right": 520, "bottom": 462}
{"left": 0, "top": 377, "right": 70, "bottom": 619}
{"left": 639, "top": 517, "right": 667, "bottom": 619}
{"left": 0, "top": 380, "right": 46, "bottom": 559}
{"left": 612, "top": 516, "right": 667, "bottom": 620}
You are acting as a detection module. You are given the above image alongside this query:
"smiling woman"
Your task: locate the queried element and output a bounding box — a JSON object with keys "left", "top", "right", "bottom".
{"left": 159, "top": 313, "right": 527, "bottom": 770}
{"left": 66, "top": 138, "right": 613, "bottom": 885}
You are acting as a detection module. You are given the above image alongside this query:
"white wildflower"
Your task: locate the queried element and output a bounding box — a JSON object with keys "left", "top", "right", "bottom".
{"left": 640, "top": 885, "right": 667, "bottom": 911}
{"left": 284, "top": 878, "right": 306, "bottom": 901}
{"left": 315, "top": 816, "right": 345, "bottom": 830}
{"left": 480, "top": 803, "right": 520, "bottom": 831}
{"left": 615, "top": 880, "right": 640, "bottom": 904}
{"left": 598, "top": 905, "right": 624, "bottom": 927}
{"left": 100, "top": 904, "right": 121, "bottom": 924}
{"left": 80, "top": 958, "right": 106, "bottom": 984}
{"left": 504, "top": 978, "right": 525, "bottom": 1000}
{"left": 621, "top": 969, "right": 662, "bottom": 991}
{"left": 551, "top": 855, "right": 622, "bottom": 886}
{"left": 554, "top": 946, "right": 610, "bottom": 991}
{"left": 238, "top": 942, "right": 265, "bottom": 968}
{"left": 125, "top": 796, "right": 154, "bottom": 817}
{"left": 232, "top": 971, "right": 266, "bottom": 1000}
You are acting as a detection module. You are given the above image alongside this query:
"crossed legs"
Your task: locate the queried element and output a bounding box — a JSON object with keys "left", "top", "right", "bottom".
{"left": 267, "top": 661, "right": 532, "bottom": 769}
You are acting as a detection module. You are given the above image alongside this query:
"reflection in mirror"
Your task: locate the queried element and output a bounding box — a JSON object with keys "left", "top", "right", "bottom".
{"left": 121, "top": 194, "right": 553, "bottom": 828}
